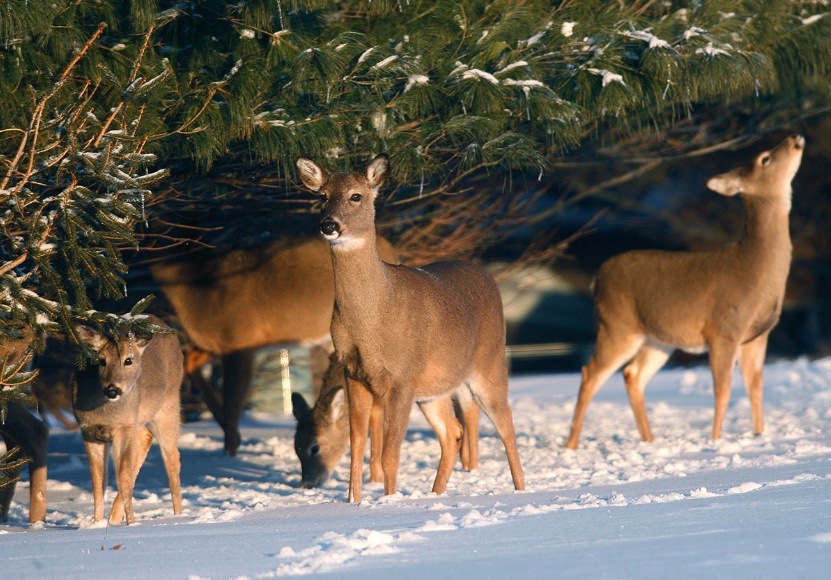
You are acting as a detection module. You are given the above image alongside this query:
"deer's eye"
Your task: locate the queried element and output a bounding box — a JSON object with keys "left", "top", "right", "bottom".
{"left": 760, "top": 155, "right": 771, "bottom": 166}
{"left": 310, "top": 444, "right": 320, "bottom": 456}
{"left": 319, "top": 194, "right": 327, "bottom": 203}
{"left": 350, "top": 193, "right": 362, "bottom": 202}
{"left": 99, "top": 359, "right": 106, "bottom": 368}
{"left": 124, "top": 357, "right": 133, "bottom": 366}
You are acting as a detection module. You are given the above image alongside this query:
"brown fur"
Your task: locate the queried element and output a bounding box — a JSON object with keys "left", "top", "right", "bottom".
{"left": 73, "top": 315, "right": 184, "bottom": 524}
{"left": 565, "top": 135, "right": 805, "bottom": 449}
{"left": 152, "top": 235, "right": 398, "bottom": 456}
{"left": 296, "top": 154, "right": 524, "bottom": 502}
{"left": 291, "top": 353, "right": 481, "bottom": 489}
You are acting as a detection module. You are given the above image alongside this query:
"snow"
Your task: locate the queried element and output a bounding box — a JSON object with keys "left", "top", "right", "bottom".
{"left": 623, "top": 30, "right": 672, "bottom": 50}
{"left": 3, "top": 357, "right": 831, "bottom": 578}
{"left": 588, "top": 68, "right": 627, "bottom": 87}
{"left": 461, "top": 69, "right": 499, "bottom": 85}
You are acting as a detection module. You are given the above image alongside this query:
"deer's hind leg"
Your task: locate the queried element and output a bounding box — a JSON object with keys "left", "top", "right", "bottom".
{"left": 418, "top": 395, "right": 463, "bottom": 495}
{"left": 622, "top": 343, "right": 671, "bottom": 442}
{"left": 453, "top": 386, "right": 479, "bottom": 471}
{"left": 565, "top": 326, "right": 645, "bottom": 449}
{"left": 468, "top": 368, "right": 525, "bottom": 492}
{"left": 151, "top": 399, "right": 183, "bottom": 516}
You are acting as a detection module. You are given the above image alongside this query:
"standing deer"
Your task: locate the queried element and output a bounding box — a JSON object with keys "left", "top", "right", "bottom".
{"left": 296, "top": 154, "right": 525, "bottom": 502}
{"left": 152, "top": 235, "right": 397, "bottom": 457}
{"left": 73, "top": 316, "right": 183, "bottom": 525}
{"left": 565, "top": 135, "right": 805, "bottom": 449}
{"left": 292, "top": 352, "right": 480, "bottom": 488}
{"left": 0, "top": 330, "right": 48, "bottom": 524}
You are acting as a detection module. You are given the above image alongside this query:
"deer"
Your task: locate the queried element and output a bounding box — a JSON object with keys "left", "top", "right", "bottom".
{"left": 295, "top": 154, "right": 525, "bottom": 503}
{"left": 73, "top": 315, "right": 184, "bottom": 525}
{"left": 151, "top": 235, "right": 398, "bottom": 457}
{"left": 291, "top": 351, "right": 480, "bottom": 488}
{"left": 565, "top": 134, "right": 805, "bottom": 450}
{"left": 0, "top": 330, "right": 48, "bottom": 524}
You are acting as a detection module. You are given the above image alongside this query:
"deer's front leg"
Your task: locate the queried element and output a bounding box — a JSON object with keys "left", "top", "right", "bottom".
{"left": 83, "top": 438, "right": 108, "bottom": 523}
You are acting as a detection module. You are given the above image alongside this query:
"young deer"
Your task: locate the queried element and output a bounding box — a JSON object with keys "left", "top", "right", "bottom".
{"left": 152, "top": 235, "right": 397, "bottom": 456}
{"left": 565, "top": 135, "right": 805, "bottom": 449}
{"left": 296, "top": 154, "right": 524, "bottom": 502}
{"left": 0, "top": 331, "right": 48, "bottom": 524}
{"left": 292, "top": 352, "right": 480, "bottom": 488}
{"left": 73, "top": 316, "right": 184, "bottom": 524}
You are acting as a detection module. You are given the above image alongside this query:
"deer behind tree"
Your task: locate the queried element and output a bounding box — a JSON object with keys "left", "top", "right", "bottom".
{"left": 151, "top": 235, "right": 397, "bottom": 456}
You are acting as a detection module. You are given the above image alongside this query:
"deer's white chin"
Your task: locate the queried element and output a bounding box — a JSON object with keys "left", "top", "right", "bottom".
{"left": 330, "top": 236, "right": 366, "bottom": 251}
{"left": 322, "top": 231, "right": 340, "bottom": 241}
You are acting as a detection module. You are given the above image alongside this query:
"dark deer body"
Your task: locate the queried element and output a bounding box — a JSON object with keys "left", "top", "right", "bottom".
{"left": 565, "top": 135, "right": 805, "bottom": 449}
{"left": 0, "top": 330, "right": 48, "bottom": 523}
{"left": 152, "top": 236, "right": 397, "bottom": 456}
{"left": 74, "top": 315, "right": 183, "bottom": 524}
{"left": 296, "top": 154, "right": 524, "bottom": 502}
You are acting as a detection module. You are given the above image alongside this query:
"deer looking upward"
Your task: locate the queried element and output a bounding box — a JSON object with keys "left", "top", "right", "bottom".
{"left": 565, "top": 135, "right": 805, "bottom": 449}
{"left": 296, "top": 154, "right": 525, "bottom": 503}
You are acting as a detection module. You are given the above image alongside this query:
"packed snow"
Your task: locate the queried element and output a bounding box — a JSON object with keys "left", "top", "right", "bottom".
{"left": 3, "top": 357, "right": 831, "bottom": 578}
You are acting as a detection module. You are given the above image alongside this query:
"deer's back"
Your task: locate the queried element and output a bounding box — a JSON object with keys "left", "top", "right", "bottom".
{"left": 596, "top": 246, "right": 788, "bottom": 346}
{"left": 153, "top": 236, "right": 398, "bottom": 354}
{"left": 336, "top": 260, "right": 505, "bottom": 397}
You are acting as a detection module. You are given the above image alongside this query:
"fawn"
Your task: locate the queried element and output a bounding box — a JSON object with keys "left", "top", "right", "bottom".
{"left": 73, "top": 316, "right": 183, "bottom": 524}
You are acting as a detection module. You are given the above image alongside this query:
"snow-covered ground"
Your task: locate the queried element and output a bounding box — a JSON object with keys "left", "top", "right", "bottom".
{"left": 3, "top": 358, "right": 831, "bottom": 578}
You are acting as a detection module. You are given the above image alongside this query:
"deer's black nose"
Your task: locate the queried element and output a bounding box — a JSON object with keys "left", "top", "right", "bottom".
{"left": 105, "top": 386, "right": 122, "bottom": 400}
{"left": 320, "top": 220, "right": 339, "bottom": 236}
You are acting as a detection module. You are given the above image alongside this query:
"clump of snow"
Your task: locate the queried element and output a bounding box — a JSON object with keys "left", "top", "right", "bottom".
{"left": 696, "top": 42, "right": 732, "bottom": 57}
{"left": 404, "top": 74, "right": 429, "bottom": 92}
{"left": 587, "top": 68, "right": 626, "bottom": 87}
{"left": 561, "top": 22, "right": 577, "bottom": 38}
{"left": 623, "top": 30, "right": 672, "bottom": 49}
{"left": 462, "top": 69, "right": 499, "bottom": 84}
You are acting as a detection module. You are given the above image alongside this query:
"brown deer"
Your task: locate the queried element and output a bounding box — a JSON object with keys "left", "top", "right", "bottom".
{"left": 565, "top": 135, "right": 805, "bottom": 449}
{"left": 151, "top": 235, "right": 398, "bottom": 457}
{"left": 295, "top": 154, "right": 525, "bottom": 502}
{"left": 73, "top": 316, "right": 183, "bottom": 524}
{"left": 291, "top": 352, "right": 480, "bottom": 488}
{"left": 0, "top": 330, "right": 48, "bottom": 524}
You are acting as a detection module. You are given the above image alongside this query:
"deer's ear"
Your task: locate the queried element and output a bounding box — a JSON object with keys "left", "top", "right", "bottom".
{"left": 366, "top": 154, "right": 389, "bottom": 192}
{"left": 291, "top": 392, "right": 311, "bottom": 422}
{"left": 707, "top": 169, "right": 743, "bottom": 196}
{"left": 75, "top": 326, "right": 107, "bottom": 350}
{"left": 296, "top": 157, "right": 328, "bottom": 192}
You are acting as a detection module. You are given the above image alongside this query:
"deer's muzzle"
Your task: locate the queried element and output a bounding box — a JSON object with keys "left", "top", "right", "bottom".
{"left": 320, "top": 220, "right": 340, "bottom": 239}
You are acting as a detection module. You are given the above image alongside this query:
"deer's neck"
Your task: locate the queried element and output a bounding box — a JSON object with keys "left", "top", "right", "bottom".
{"left": 738, "top": 193, "right": 793, "bottom": 270}
{"left": 330, "top": 232, "right": 391, "bottom": 329}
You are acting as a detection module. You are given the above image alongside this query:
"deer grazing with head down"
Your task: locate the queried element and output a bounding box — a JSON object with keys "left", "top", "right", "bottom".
{"left": 73, "top": 315, "right": 183, "bottom": 524}
{"left": 565, "top": 135, "right": 805, "bottom": 450}
{"left": 291, "top": 351, "right": 481, "bottom": 489}
{"left": 296, "top": 154, "right": 525, "bottom": 502}
{"left": 152, "top": 235, "right": 398, "bottom": 457}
